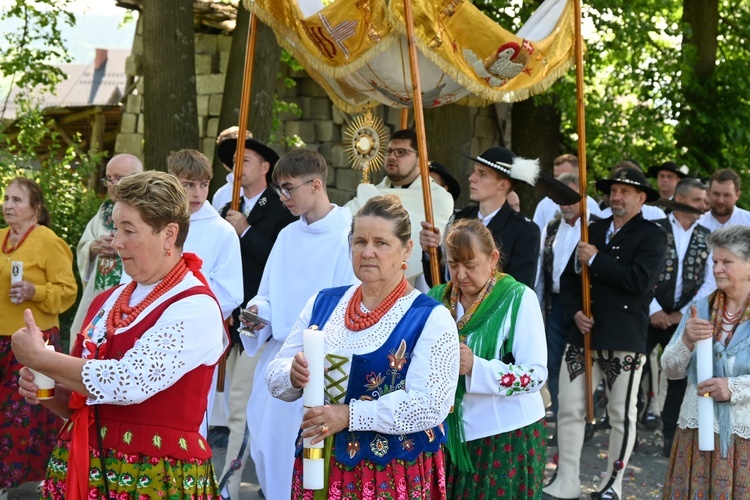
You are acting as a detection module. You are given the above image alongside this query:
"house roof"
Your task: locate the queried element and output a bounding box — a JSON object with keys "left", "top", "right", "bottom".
{"left": 2, "top": 48, "right": 130, "bottom": 120}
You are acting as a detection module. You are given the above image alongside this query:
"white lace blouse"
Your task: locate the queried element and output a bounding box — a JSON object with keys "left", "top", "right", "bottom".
{"left": 80, "top": 273, "right": 226, "bottom": 406}
{"left": 661, "top": 311, "right": 750, "bottom": 439}
{"left": 266, "top": 287, "right": 460, "bottom": 435}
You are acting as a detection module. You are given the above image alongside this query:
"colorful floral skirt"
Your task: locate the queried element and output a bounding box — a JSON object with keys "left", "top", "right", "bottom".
{"left": 663, "top": 426, "right": 750, "bottom": 499}
{"left": 41, "top": 440, "right": 220, "bottom": 499}
{"left": 445, "top": 419, "right": 546, "bottom": 500}
{"left": 0, "top": 328, "right": 62, "bottom": 488}
{"left": 291, "top": 447, "right": 446, "bottom": 499}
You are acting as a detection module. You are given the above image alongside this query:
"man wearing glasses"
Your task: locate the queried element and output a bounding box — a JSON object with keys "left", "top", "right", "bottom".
{"left": 346, "top": 129, "right": 454, "bottom": 290}
{"left": 70, "top": 154, "right": 143, "bottom": 350}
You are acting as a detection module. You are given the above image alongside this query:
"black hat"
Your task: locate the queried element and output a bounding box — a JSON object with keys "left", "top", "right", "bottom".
{"left": 653, "top": 197, "right": 705, "bottom": 215}
{"left": 217, "top": 137, "right": 280, "bottom": 183}
{"left": 463, "top": 147, "right": 540, "bottom": 187}
{"left": 428, "top": 161, "right": 461, "bottom": 200}
{"left": 596, "top": 167, "right": 661, "bottom": 203}
{"left": 647, "top": 161, "right": 690, "bottom": 179}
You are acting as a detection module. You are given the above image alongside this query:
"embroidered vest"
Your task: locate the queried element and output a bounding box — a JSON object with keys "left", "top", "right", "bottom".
{"left": 61, "top": 284, "right": 220, "bottom": 460}
{"left": 653, "top": 219, "right": 710, "bottom": 312}
{"left": 296, "top": 286, "right": 446, "bottom": 466}
{"left": 542, "top": 218, "right": 563, "bottom": 313}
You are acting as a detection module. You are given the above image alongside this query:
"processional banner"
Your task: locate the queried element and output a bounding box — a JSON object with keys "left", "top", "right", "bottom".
{"left": 246, "top": 0, "right": 577, "bottom": 112}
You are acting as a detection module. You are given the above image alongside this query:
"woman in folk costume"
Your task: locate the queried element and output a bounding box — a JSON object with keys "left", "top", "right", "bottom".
{"left": 12, "top": 171, "right": 227, "bottom": 498}
{"left": 662, "top": 225, "right": 750, "bottom": 498}
{"left": 266, "top": 195, "right": 459, "bottom": 499}
{"left": 428, "top": 218, "right": 548, "bottom": 499}
{"left": 0, "top": 178, "right": 76, "bottom": 497}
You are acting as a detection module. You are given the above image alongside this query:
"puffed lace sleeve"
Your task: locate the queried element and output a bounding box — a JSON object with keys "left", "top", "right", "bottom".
{"left": 465, "top": 287, "right": 548, "bottom": 396}
{"left": 348, "top": 306, "right": 460, "bottom": 434}
{"left": 265, "top": 294, "right": 316, "bottom": 401}
{"left": 82, "top": 293, "right": 224, "bottom": 405}
{"left": 661, "top": 311, "right": 694, "bottom": 380}
{"left": 729, "top": 375, "right": 750, "bottom": 406}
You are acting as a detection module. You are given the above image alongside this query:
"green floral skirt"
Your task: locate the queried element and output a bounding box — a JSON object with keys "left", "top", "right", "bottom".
{"left": 41, "top": 439, "right": 220, "bottom": 499}
{"left": 445, "top": 419, "right": 546, "bottom": 499}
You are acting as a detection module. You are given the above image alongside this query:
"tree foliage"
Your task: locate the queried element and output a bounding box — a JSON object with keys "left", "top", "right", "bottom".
{"left": 476, "top": 0, "right": 750, "bottom": 201}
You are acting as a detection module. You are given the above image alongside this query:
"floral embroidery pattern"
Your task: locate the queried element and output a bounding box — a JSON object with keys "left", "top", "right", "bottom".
{"left": 597, "top": 351, "right": 622, "bottom": 390}
{"left": 370, "top": 434, "right": 389, "bottom": 457}
{"left": 565, "top": 344, "right": 585, "bottom": 382}
{"left": 497, "top": 365, "right": 540, "bottom": 396}
{"left": 364, "top": 372, "right": 385, "bottom": 391}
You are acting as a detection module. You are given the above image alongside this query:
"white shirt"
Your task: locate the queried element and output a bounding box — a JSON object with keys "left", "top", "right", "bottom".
{"left": 211, "top": 172, "right": 234, "bottom": 211}
{"left": 535, "top": 216, "right": 581, "bottom": 304}
{"left": 240, "top": 205, "right": 359, "bottom": 355}
{"left": 478, "top": 206, "right": 501, "bottom": 227}
{"left": 81, "top": 273, "right": 226, "bottom": 405}
{"left": 533, "top": 195, "right": 603, "bottom": 230}
{"left": 266, "top": 287, "right": 460, "bottom": 436}
{"left": 698, "top": 206, "right": 750, "bottom": 232}
{"left": 649, "top": 215, "right": 716, "bottom": 316}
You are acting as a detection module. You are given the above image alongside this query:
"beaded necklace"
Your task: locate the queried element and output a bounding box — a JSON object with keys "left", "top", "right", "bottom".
{"left": 345, "top": 277, "right": 408, "bottom": 331}
{"left": 709, "top": 290, "right": 750, "bottom": 346}
{"left": 105, "top": 259, "right": 188, "bottom": 338}
{"left": 2, "top": 224, "right": 36, "bottom": 254}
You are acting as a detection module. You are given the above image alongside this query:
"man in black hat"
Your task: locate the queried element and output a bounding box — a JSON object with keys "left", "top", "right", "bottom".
{"left": 420, "top": 146, "right": 542, "bottom": 288}
{"left": 544, "top": 166, "right": 667, "bottom": 500}
{"left": 647, "top": 161, "right": 690, "bottom": 200}
{"left": 216, "top": 135, "right": 297, "bottom": 498}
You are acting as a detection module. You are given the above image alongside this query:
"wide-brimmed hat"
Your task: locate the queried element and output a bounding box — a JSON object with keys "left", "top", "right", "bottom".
{"left": 428, "top": 161, "right": 461, "bottom": 200}
{"left": 464, "top": 147, "right": 581, "bottom": 205}
{"left": 217, "top": 137, "right": 280, "bottom": 183}
{"left": 596, "top": 167, "right": 661, "bottom": 203}
{"left": 647, "top": 161, "right": 690, "bottom": 179}
{"left": 653, "top": 197, "right": 705, "bottom": 215}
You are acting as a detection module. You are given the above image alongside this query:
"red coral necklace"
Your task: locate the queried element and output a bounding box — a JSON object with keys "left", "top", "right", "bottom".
{"left": 2, "top": 224, "right": 36, "bottom": 254}
{"left": 345, "top": 277, "right": 408, "bottom": 331}
{"left": 105, "top": 259, "right": 188, "bottom": 337}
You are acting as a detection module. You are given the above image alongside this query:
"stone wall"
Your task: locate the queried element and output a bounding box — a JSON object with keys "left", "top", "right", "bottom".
{"left": 115, "top": 21, "right": 507, "bottom": 207}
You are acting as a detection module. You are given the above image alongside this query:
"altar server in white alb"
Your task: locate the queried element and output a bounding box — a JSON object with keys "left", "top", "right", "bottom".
{"left": 239, "top": 148, "right": 358, "bottom": 500}
{"left": 166, "top": 149, "right": 243, "bottom": 436}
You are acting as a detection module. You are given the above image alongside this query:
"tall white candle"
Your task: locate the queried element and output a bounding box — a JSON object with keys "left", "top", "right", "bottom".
{"left": 696, "top": 338, "right": 714, "bottom": 451}
{"left": 28, "top": 344, "right": 56, "bottom": 400}
{"left": 302, "top": 326, "right": 325, "bottom": 490}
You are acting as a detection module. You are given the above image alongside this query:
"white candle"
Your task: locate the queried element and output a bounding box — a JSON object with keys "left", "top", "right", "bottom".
{"left": 302, "top": 326, "right": 325, "bottom": 490}
{"left": 28, "top": 344, "right": 56, "bottom": 400}
{"left": 696, "top": 338, "right": 714, "bottom": 451}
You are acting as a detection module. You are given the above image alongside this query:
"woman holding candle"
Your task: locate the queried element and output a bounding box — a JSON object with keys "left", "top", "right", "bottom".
{"left": 266, "top": 195, "right": 460, "bottom": 499}
{"left": 428, "top": 219, "right": 548, "bottom": 499}
{"left": 11, "top": 171, "right": 227, "bottom": 499}
{"left": 662, "top": 224, "right": 750, "bottom": 497}
{"left": 0, "top": 177, "right": 76, "bottom": 497}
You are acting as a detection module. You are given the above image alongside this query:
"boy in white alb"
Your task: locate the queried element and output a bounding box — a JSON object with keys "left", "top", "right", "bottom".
{"left": 239, "top": 149, "right": 358, "bottom": 500}
{"left": 167, "top": 149, "right": 243, "bottom": 436}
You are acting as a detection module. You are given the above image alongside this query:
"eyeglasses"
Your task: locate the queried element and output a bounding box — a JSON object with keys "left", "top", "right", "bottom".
{"left": 100, "top": 176, "right": 125, "bottom": 186}
{"left": 275, "top": 179, "right": 314, "bottom": 199}
{"left": 386, "top": 148, "right": 417, "bottom": 158}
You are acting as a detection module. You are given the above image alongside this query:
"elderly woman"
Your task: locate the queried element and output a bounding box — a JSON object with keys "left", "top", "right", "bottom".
{"left": 0, "top": 178, "right": 76, "bottom": 495}
{"left": 266, "top": 195, "right": 459, "bottom": 499}
{"left": 662, "top": 225, "right": 750, "bottom": 497}
{"left": 428, "top": 219, "right": 547, "bottom": 499}
{"left": 12, "top": 171, "right": 227, "bottom": 499}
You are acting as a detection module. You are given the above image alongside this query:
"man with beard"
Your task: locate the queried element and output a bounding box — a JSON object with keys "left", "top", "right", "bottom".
{"left": 543, "top": 167, "right": 667, "bottom": 500}
{"left": 345, "top": 129, "right": 454, "bottom": 288}
{"left": 698, "top": 168, "right": 750, "bottom": 231}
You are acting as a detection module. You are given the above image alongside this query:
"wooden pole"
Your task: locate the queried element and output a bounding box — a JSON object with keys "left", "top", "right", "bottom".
{"left": 400, "top": 108, "right": 409, "bottom": 129}
{"left": 403, "top": 0, "right": 441, "bottom": 283}
{"left": 574, "top": 0, "right": 594, "bottom": 423}
{"left": 219, "top": 9, "right": 259, "bottom": 393}
{"left": 230, "top": 10, "right": 259, "bottom": 212}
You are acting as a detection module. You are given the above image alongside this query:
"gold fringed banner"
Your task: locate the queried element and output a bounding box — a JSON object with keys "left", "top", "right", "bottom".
{"left": 246, "top": 0, "right": 577, "bottom": 112}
